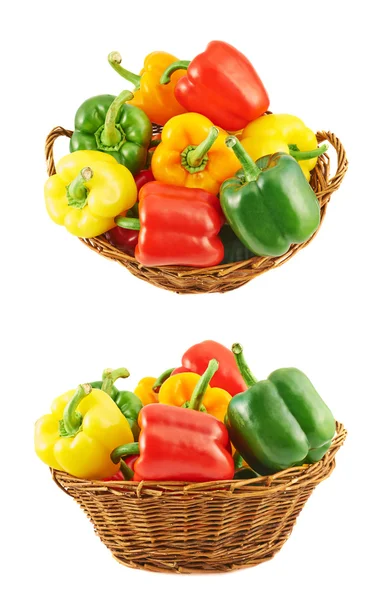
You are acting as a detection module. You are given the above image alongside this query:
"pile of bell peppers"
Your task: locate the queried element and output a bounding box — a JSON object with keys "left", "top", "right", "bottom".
{"left": 45, "top": 41, "right": 328, "bottom": 265}
{"left": 35, "top": 340, "right": 336, "bottom": 483}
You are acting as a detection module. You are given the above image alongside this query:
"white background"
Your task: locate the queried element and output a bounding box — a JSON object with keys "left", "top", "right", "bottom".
{"left": 1, "top": 1, "right": 384, "bottom": 598}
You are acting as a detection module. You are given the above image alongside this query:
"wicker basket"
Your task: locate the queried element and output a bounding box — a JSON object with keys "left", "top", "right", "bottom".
{"left": 45, "top": 127, "right": 348, "bottom": 294}
{"left": 52, "top": 421, "right": 346, "bottom": 574}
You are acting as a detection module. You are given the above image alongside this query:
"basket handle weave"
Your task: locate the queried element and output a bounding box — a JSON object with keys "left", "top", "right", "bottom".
{"left": 45, "top": 127, "right": 348, "bottom": 200}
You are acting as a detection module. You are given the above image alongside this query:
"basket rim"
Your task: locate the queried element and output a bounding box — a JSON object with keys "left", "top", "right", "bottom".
{"left": 45, "top": 126, "right": 348, "bottom": 275}
{"left": 51, "top": 421, "right": 346, "bottom": 497}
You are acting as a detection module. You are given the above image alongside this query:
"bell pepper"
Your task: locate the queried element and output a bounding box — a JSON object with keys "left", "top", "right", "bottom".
{"left": 91, "top": 368, "right": 143, "bottom": 441}
{"left": 106, "top": 454, "right": 139, "bottom": 482}
{"left": 151, "top": 113, "right": 241, "bottom": 194}
{"left": 220, "top": 137, "right": 321, "bottom": 257}
{"left": 134, "top": 377, "right": 159, "bottom": 406}
{"left": 240, "top": 114, "right": 328, "bottom": 181}
{"left": 111, "top": 361, "right": 234, "bottom": 482}
{"left": 44, "top": 150, "right": 137, "bottom": 238}
{"left": 219, "top": 224, "right": 256, "bottom": 264}
{"left": 175, "top": 340, "right": 248, "bottom": 396}
{"left": 70, "top": 91, "right": 152, "bottom": 175}
{"left": 108, "top": 51, "right": 187, "bottom": 126}
{"left": 160, "top": 41, "right": 269, "bottom": 132}
{"left": 226, "top": 344, "right": 336, "bottom": 475}
{"left": 34, "top": 383, "right": 134, "bottom": 479}
{"left": 158, "top": 358, "right": 231, "bottom": 422}
{"left": 115, "top": 182, "right": 224, "bottom": 267}
{"left": 104, "top": 169, "right": 154, "bottom": 253}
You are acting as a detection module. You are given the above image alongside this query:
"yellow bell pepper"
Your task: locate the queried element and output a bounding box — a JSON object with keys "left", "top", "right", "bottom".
{"left": 240, "top": 114, "right": 327, "bottom": 181}
{"left": 134, "top": 377, "right": 159, "bottom": 406}
{"left": 44, "top": 150, "right": 137, "bottom": 237}
{"left": 34, "top": 383, "right": 134, "bottom": 479}
{"left": 151, "top": 113, "right": 241, "bottom": 194}
{"left": 158, "top": 372, "right": 231, "bottom": 422}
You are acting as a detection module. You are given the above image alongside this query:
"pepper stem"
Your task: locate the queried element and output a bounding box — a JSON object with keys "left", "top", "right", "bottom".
{"left": 120, "top": 459, "right": 134, "bottom": 481}
{"left": 115, "top": 216, "right": 141, "bottom": 230}
{"left": 66, "top": 167, "right": 93, "bottom": 209}
{"left": 188, "top": 359, "right": 219, "bottom": 411}
{"left": 102, "top": 368, "right": 130, "bottom": 396}
{"left": 289, "top": 143, "right": 328, "bottom": 161}
{"left": 160, "top": 60, "right": 191, "bottom": 84}
{"left": 225, "top": 136, "right": 262, "bottom": 182}
{"left": 186, "top": 127, "right": 219, "bottom": 168}
{"left": 100, "top": 90, "right": 134, "bottom": 147}
{"left": 152, "top": 367, "right": 175, "bottom": 393}
{"left": 62, "top": 383, "right": 92, "bottom": 437}
{"left": 108, "top": 52, "right": 142, "bottom": 90}
{"left": 111, "top": 442, "right": 140, "bottom": 464}
{"left": 232, "top": 344, "right": 258, "bottom": 387}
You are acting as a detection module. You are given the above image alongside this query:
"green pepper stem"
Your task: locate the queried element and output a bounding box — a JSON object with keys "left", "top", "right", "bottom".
{"left": 119, "top": 459, "right": 134, "bottom": 481}
{"left": 102, "top": 368, "right": 130, "bottom": 396}
{"left": 108, "top": 52, "right": 142, "bottom": 90}
{"left": 225, "top": 136, "right": 262, "bottom": 182}
{"left": 111, "top": 442, "right": 140, "bottom": 464}
{"left": 188, "top": 359, "right": 219, "bottom": 411}
{"left": 66, "top": 167, "right": 93, "bottom": 209}
{"left": 115, "top": 216, "right": 141, "bottom": 230}
{"left": 62, "top": 383, "right": 92, "bottom": 437}
{"left": 100, "top": 90, "right": 134, "bottom": 147}
{"left": 289, "top": 143, "right": 328, "bottom": 161}
{"left": 152, "top": 367, "right": 176, "bottom": 393}
{"left": 160, "top": 60, "right": 191, "bottom": 84}
{"left": 186, "top": 127, "right": 219, "bottom": 168}
{"left": 232, "top": 344, "right": 258, "bottom": 387}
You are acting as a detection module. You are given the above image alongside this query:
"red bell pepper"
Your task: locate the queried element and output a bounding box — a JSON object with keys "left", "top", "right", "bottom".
{"left": 160, "top": 41, "right": 269, "bottom": 132}
{"left": 174, "top": 340, "right": 248, "bottom": 397}
{"left": 111, "top": 360, "right": 234, "bottom": 482}
{"left": 104, "top": 169, "right": 155, "bottom": 253}
{"left": 115, "top": 182, "right": 224, "bottom": 267}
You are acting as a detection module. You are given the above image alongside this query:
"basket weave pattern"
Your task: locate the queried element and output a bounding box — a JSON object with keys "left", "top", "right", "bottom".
{"left": 45, "top": 127, "right": 348, "bottom": 294}
{"left": 52, "top": 422, "right": 346, "bottom": 574}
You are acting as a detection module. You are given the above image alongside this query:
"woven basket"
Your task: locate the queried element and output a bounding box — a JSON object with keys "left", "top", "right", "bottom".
{"left": 52, "top": 421, "right": 346, "bottom": 574}
{"left": 45, "top": 127, "right": 348, "bottom": 294}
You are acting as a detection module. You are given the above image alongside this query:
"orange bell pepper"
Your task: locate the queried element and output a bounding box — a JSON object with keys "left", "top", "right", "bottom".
{"left": 108, "top": 51, "right": 186, "bottom": 126}
{"left": 158, "top": 372, "right": 231, "bottom": 422}
{"left": 134, "top": 377, "right": 159, "bottom": 406}
{"left": 151, "top": 113, "right": 241, "bottom": 195}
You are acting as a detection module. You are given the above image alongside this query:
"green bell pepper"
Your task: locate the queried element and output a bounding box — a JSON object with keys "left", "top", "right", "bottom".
{"left": 226, "top": 344, "right": 336, "bottom": 475}
{"left": 91, "top": 368, "right": 143, "bottom": 440}
{"left": 70, "top": 91, "right": 152, "bottom": 175}
{"left": 233, "top": 467, "right": 260, "bottom": 481}
{"left": 219, "top": 224, "right": 256, "bottom": 264}
{"left": 220, "top": 137, "right": 321, "bottom": 257}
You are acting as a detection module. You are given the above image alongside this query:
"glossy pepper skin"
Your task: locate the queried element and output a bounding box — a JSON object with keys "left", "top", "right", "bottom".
{"left": 160, "top": 41, "right": 269, "bottom": 132}
{"left": 178, "top": 340, "right": 247, "bottom": 397}
{"left": 104, "top": 169, "right": 154, "bottom": 253}
{"left": 227, "top": 344, "right": 336, "bottom": 475}
{"left": 70, "top": 91, "right": 152, "bottom": 175}
{"left": 134, "top": 377, "right": 159, "bottom": 406}
{"left": 112, "top": 403, "right": 234, "bottom": 482}
{"left": 220, "top": 138, "right": 320, "bottom": 257}
{"left": 91, "top": 368, "right": 143, "bottom": 441}
{"left": 44, "top": 151, "right": 137, "bottom": 238}
{"left": 34, "top": 384, "right": 134, "bottom": 479}
{"left": 219, "top": 224, "right": 256, "bottom": 264}
{"left": 240, "top": 114, "right": 327, "bottom": 181}
{"left": 116, "top": 182, "right": 224, "bottom": 267}
{"left": 151, "top": 113, "right": 240, "bottom": 194}
{"left": 108, "top": 51, "right": 186, "bottom": 126}
{"left": 158, "top": 373, "right": 231, "bottom": 422}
